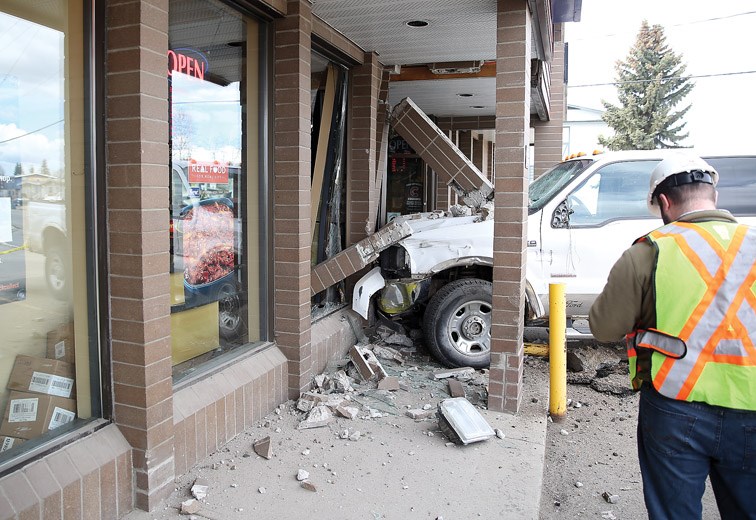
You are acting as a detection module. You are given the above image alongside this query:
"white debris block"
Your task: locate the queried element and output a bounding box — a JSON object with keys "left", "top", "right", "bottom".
{"left": 327, "top": 370, "right": 354, "bottom": 393}
{"left": 298, "top": 405, "right": 334, "bottom": 430}
{"left": 297, "top": 469, "right": 310, "bottom": 481}
{"left": 180, "top": 499, "right": 201, "bottom": 515}
{"left": 406, "top": 409, "right": 434, "bottom": 420}
{"left": 433, "top": 367, "right": 475, "bottom": 380}
{"left": 321, "top": 394, "right": 351, "bottom": 412}
{"left": 314, "top": 373, "right": 328, "bottom": 390}
{"left": 190, "top": 478, "right": 209, "bottom": 500}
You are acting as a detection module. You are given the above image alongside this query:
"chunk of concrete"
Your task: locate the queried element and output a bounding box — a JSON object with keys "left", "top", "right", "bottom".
{"left": 181, "top": 499, "right": 202, "bottom": 515}
{"left": 433, "top": 367, "right": 475, "bottom": 380}
{"left": 298, "top": 405, "right": 334, "bottom": 430}
{"left": 447, "top": 379, "right": 466, "bottom": 398}
{"left": 335, "top": 405, "right": 360, "bottom": 419}
{"left": 350, "top": 345, "right": 388, "bottom": 381}
{"left": 377, "top": 376, "right": 400, "bottom": 391}
{"left": 190, "top": 478, "right": 209, "bottom": 500}
{"left": 253, "top": 436, "right": 272, "bottom": 460}
{"left": 405, "top": 409, "right": 434, "bottom": 420}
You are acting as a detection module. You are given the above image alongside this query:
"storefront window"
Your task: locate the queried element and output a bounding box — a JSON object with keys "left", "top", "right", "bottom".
{"left": 311, "top": 53, "right": 348, "bottom": 314}
{"left": 169, "top": 0, "right": 263, "bottom": 381}
{"left": 0, "top": 0, "right": 94, "bottom": 462}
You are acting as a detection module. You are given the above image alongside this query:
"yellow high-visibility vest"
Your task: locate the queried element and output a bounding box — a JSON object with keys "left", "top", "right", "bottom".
{"left": 627, "top": 221, "right": 756, "bottom": 410}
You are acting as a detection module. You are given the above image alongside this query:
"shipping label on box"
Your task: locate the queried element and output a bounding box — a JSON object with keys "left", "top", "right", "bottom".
{"left": 46, "top": 322, "right": 75, "bottom": 364}
{"left": 0, "top": 391, "right": 77, "bottom": 440}
{"left": 0, "top": 436, "right": 25, "bottom": 452}
{"left": 7, "top": 355, "right": 75, "bottom": 398}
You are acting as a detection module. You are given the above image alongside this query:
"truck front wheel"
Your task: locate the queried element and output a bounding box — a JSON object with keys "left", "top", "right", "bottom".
{"left": 423, "top": 279, "right": 492, "bottom": 369}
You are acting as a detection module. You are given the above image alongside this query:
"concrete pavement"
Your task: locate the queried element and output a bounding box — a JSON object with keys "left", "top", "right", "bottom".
{"left": 124, "top": 353, "right": 550, "bottom": 520}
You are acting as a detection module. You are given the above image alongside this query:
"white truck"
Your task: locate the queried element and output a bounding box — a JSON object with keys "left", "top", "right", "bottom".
{"left": 352, "top": 151, "right": 756, "bottom": 368}
{"left": 25, "top": 200, "right": 69, "bottom": 299}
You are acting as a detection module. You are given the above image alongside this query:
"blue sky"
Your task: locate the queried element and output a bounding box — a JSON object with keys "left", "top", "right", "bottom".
{"left": 565, "top": 0, "right": 756, "bottom": 153}
{"left": 0, "top": 12, "right": 64, "bottom": 175}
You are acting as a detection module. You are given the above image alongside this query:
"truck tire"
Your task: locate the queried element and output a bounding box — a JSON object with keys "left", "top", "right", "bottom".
{"left": 217, "top": 282, "right": 243, "bottom": 340}
{"left": 423, "top": 278, "right": 492, "bottom": 369}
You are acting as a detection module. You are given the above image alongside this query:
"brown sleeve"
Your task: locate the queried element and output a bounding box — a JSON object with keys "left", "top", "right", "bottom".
{"left": 588, "top": 242, "right": 656, "bottom": 342}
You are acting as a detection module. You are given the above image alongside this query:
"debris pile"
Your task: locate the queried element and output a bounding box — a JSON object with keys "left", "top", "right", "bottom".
{"left": 167, "top": 323, "right": 500, "bottom": 514}
{"left": 562, "top": 343, "right": 632, "bottom": 397}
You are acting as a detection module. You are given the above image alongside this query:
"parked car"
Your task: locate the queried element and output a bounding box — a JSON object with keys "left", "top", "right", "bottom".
{"left": 352, "top": 150, "right": 756, "bottom": 368}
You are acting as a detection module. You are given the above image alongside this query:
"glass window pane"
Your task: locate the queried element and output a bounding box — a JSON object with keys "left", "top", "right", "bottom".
{"left": 169, "top": 0, "right": 261, "bottom": 380}
{"left": 0, "top": 0, "right": 92, "bottom": 459}
{"left": 568, "top": 160, "right": 658, "bottom": 226}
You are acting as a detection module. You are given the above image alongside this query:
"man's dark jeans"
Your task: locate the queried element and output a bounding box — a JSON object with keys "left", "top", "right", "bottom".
{"left": 637, "top": 384, "right": 756, "bottom": 519}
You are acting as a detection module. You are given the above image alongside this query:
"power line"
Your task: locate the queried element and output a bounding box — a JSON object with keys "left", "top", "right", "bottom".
{"left": 0, "top": 120, "right": 63, "bottom": 145}
{"left": 567, "top": 10, "right": 756, "bottom": 41}
{"left": 569, "top": 69, "right": 756, "bottom": 88}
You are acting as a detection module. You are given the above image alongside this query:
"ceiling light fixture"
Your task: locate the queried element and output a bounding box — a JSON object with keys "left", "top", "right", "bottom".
{"left": 405, "top": 20, "right": 429, "bottom": 28}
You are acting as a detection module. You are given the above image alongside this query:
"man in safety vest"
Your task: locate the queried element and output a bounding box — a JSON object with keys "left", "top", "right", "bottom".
{"left": 589, "top": 152, "right": 756, "bottom": 519}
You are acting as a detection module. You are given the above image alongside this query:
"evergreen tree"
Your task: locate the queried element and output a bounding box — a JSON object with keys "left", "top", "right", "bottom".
{"left": 40, "top": 159, "right": 50, "bottom": 176}
{"left": 599, "top": 21, "right": 693, "bottom": 150}
{"left": 13, "top": 163, "right": 23, "bottom": 177}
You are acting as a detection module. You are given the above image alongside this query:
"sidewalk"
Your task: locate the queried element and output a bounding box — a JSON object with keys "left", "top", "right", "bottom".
{"left": 124, "top": 349, "right": 549, "bottom": 520}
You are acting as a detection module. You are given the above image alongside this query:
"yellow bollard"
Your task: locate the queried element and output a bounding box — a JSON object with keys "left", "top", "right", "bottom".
{"left": 549, "top": 283, "right": 567, "bottom": 420}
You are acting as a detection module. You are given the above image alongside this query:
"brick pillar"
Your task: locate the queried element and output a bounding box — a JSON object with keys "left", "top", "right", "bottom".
{"left": 348, "top": 52, "right": 383, "bottom": 244}
{"left": 273, "top": 0, "right": 313, "bottom": 399}
{"left": 489, "top": 0, "right": 531, "bottom": 414}
{"left": 532, "top": 24, "right": 565, "bottom": 178}
{"left": 106, "top": 0, "right": 174, "bottom": 511}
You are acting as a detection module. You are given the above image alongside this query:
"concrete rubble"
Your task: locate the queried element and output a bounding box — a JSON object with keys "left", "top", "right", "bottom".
{"left": 140, "top": 322, "right": 539, "bottom": 520}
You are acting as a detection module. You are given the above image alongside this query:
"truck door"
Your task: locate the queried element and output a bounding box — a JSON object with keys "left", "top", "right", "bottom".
{"left": 539, "top": 159, "right": 661, "bottom": 316}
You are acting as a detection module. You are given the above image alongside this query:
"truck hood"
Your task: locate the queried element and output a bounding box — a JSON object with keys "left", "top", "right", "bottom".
{"left": 391, "top": 213, "right": 494, "bottom": 275}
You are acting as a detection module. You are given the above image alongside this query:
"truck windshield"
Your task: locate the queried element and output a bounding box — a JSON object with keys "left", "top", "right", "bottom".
{"left": 528, "top": 159, "right": 593, "bottom": 214}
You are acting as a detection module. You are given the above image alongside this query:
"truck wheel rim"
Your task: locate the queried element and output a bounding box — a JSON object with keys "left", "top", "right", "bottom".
{"left": 447, "top": 300, "right": 491, "bottom": 354}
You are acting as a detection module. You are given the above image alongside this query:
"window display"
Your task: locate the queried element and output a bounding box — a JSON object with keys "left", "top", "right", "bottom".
{"left": 169, "top": 0, "right": 262, "bottom": 379}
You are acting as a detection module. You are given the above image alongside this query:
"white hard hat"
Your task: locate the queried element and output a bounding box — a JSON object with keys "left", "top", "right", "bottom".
{"left": 647, "top": 153, "right": 718, "bottom": 217}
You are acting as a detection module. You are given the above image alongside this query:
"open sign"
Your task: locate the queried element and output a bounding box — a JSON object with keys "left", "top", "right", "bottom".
{"left": 168, "top": 49, "right": 208, "bottom": 81}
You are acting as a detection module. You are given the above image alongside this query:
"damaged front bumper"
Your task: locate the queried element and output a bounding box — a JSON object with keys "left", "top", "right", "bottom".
{"left": 352, "top": 267, "right": 432, "bottom": 319}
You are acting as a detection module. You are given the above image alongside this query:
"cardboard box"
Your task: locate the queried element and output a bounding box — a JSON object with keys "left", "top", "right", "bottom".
{"left": 0, "top": 391, "right": 77, "bottom": 440}
{"left": 7, "top": 355, "right": 75, "bottom": 399}
{"left": 46, "top": 322, "right": 75, "bottom": 364}
{"left": 0, "top": 435, "right": 25, "bottom": 452}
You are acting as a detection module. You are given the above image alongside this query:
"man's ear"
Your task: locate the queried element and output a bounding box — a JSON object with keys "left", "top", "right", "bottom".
{"left": 658, "top": 193, "right": 672, "bottom": 212}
